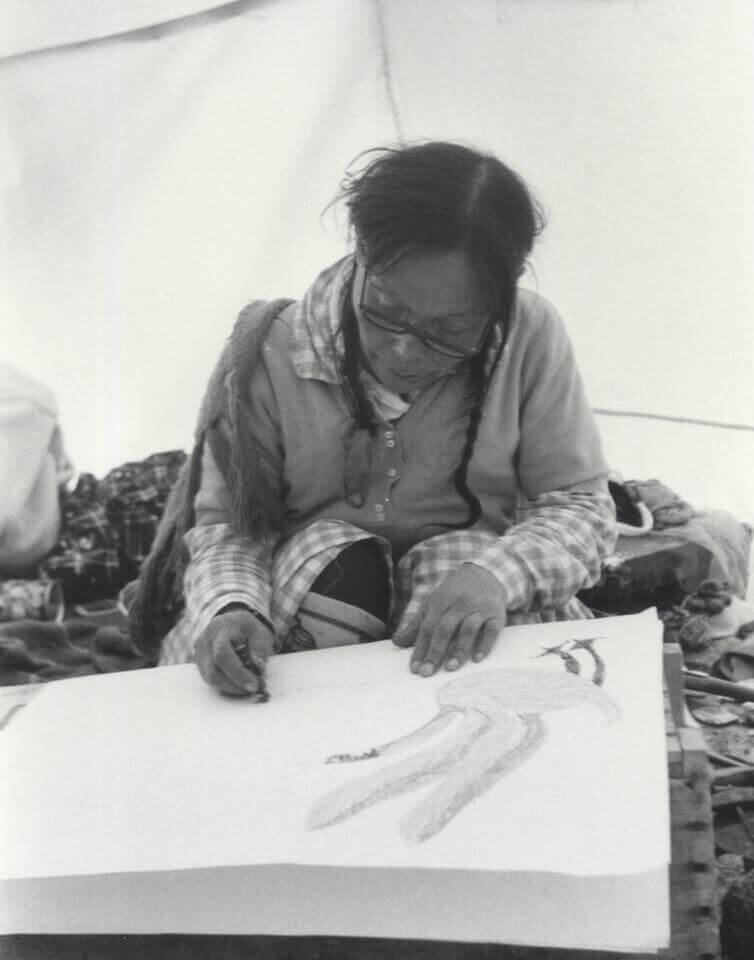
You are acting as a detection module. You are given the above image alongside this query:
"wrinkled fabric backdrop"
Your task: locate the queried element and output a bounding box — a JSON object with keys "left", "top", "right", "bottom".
{"left": 1, "top": 1, "right": 752, "bottom": 554}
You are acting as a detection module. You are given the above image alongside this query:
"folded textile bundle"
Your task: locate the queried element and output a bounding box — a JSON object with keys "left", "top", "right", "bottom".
{"left": 38, "top": 450, "right": 187, "bottom": 606}
{"left": 584, "top": 476, "right": 751, "bottom": 617}
{"left": 608, "top": 475, "right": 696, "bottom": 537}
{"left": 623, "top": 478, "right": 695, "bottom": 530}
{"left": 0, "top": 364, "right": 73, "bottom": 578}
{"left": 0, "top": 615, "right": 149, "bottom": 685}
{"left": 0, "top": 579, "right": 63, "bottom": 623}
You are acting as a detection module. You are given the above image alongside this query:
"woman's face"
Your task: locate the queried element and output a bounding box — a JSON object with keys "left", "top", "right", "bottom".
{"left": 351, "top": 249, "right": 491, "bottom": 395}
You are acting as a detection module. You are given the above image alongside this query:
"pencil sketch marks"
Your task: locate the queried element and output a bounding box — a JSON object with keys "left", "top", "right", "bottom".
{"left": 306, "top": 638, "right": 620, "bottom": 843}
{"left": 536, "top": 636, "right": 606, "bottom": 685}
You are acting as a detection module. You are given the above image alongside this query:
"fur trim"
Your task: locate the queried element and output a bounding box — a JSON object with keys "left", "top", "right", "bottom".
{"left": 128, "top": 299, "right": 293, "bottom": 662}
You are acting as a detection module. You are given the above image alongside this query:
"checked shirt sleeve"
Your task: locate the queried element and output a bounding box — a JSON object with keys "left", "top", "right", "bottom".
{"left": 467, "top": 490, "right": 617, "bottom": 614}
{"left": 182, "top": 426, "right": 283, "bottom": 644}
{"left": 183, "top": 523, "right": 276, "bottom": 641}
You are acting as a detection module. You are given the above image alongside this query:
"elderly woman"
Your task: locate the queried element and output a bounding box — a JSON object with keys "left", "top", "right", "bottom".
{"left": 134, "top": 141, "right": 616, "bottom": 698}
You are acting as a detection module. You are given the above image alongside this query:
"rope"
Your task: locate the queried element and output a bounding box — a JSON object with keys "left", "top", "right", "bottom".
{"left": 593, "top": 408, "right": 754, "bottom": 433}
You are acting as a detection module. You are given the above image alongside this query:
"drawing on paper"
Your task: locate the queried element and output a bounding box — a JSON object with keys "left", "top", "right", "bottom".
{"left": 306, "top": 638, "right": 621, "bottom": 843}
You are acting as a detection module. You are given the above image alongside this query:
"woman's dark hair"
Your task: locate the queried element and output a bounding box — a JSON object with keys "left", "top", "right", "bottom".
{"left": 335, "top": 141, "right": 546, "bottom": 528}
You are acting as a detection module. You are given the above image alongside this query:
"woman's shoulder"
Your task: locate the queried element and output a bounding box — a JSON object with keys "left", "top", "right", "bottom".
{"left": 513, "top": 288, "right": 567, "bottom": 334}
{"left": 504, "top": 289, "right": 576, "bottom": 373}
{"left": 231, "top": 298, "right": 297, "bottom": 346}
{"left": 251, "top": 299, "right": 298, "bottom": 351}
{"left": 220, "top": 298, "right": 300, "bottom": 379}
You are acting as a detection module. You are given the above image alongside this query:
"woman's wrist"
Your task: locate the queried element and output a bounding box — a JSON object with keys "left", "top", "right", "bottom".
{"left": 217, "top": 602, "right": 272, "bottom": 630}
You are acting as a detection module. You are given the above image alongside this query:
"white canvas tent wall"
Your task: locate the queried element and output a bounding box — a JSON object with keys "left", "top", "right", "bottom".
{"left": 2, "top": 1, "right": 752, "bottom": 564}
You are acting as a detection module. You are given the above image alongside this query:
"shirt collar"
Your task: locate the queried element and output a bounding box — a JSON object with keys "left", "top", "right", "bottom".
{"left": 289, "top": 255, "right": 354, "bottom": 385}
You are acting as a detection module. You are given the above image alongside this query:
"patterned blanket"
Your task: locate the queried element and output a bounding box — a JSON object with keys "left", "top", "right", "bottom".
{"left": 0, "top": 615, "right": 149, "bottom": 686}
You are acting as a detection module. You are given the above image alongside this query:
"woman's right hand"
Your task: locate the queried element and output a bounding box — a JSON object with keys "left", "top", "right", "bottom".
{"left": 194, "top": 608, "right": 275, "bottom": 700}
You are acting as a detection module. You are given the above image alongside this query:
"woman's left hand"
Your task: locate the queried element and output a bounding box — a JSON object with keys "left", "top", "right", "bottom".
{"left": 393, "top": 564, "right": 507, "bottom": 676}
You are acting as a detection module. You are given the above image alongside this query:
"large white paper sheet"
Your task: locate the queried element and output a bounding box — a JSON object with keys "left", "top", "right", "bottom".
{"left": 0, "top": 610, "right": 670, "bottom": 950}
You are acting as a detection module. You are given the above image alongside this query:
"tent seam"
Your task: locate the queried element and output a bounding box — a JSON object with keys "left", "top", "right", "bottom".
{"left": 374, "top": 0, "right": 405, "bottom": 144}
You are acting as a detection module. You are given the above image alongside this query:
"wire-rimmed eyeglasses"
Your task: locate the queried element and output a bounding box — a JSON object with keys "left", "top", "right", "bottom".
{"left": 356, "top": 265, "right": 492, "bottom": 360}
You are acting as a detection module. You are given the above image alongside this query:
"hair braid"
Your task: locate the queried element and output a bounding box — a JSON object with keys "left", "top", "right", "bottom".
{"left": 445, "top": 315, "right": 510, "bottom": 530}
{"left": 339, "top": 275, "right": 377, "bottom": 433}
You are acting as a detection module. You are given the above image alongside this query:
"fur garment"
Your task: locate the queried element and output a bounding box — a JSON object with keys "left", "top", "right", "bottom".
{"left": 128, "top": 299, "right": 293, "bottom": 662}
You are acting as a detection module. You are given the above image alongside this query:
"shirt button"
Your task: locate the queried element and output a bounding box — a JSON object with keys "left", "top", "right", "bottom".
{"left": 375, "top": 514, "right": 385, "bottom": 523}
{"left": 386, "top": 440, "right": 396, "bottom": 448}
{"left": 374, "top": 503, "right": 384, "bottom": 513}
{"left": 387, "top": 468, "right": 397, "bottom": 477}
{"left": 385, "top": 430, "right": 394, "bottom": 439}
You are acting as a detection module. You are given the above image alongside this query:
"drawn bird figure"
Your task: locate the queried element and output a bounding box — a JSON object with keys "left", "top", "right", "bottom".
{"left": 306, "top": 638, "right": 620, "bottom": 843}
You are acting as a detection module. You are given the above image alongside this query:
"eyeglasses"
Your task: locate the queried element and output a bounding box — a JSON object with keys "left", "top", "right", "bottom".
{"left": 356, "top": 266, "right": 491, "bottom": 360}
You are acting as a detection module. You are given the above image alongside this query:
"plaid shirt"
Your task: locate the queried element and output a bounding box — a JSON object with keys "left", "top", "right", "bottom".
{"left": 38, "top": 474, "right": 122, "bottom": 603}
{"left": 163, "top": 494, "right": 614, "bottom": 664}
{"left": 38, "top": 451, "right": 187, "bottom": 605}
{"left": 161, "top": 258, "right": 616, "bottom": 665}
